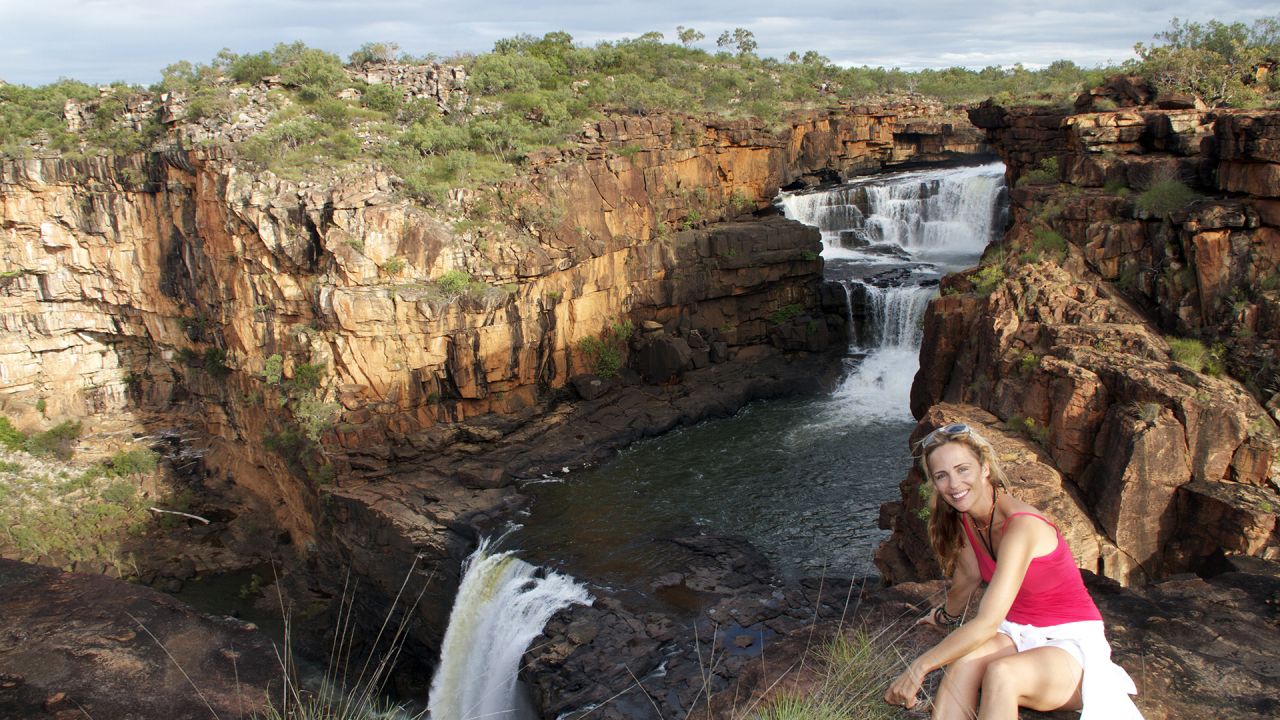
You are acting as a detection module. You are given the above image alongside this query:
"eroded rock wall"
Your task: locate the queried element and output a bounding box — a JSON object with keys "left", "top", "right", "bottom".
{"left": 879, "top": 103, "right": 1280, "bottom": 588}
{"left": 1, "top": 107, "right": 985, "bottom": 541}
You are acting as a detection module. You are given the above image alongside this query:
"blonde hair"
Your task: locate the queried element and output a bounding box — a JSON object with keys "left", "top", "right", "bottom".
{"left": 918, "top": 426, "right": 1010, "bottom": 575}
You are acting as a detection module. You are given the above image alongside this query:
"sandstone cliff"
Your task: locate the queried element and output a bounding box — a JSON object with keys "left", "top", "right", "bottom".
{"left": 878, "top": 100, "right": 1280, "bottom": 588}
{"left": 0, "top": 106, "right": 982, "bottom": 511}
{"left": 1, "top": 104, "right": 989, "bottom": 666}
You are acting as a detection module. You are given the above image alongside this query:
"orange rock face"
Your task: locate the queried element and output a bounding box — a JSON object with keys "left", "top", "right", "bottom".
{"left": 0, "top": 107, "right": 987, "bottom": 544}
{"left": 881, "top": 102, "right": 1280, "bottom": 588}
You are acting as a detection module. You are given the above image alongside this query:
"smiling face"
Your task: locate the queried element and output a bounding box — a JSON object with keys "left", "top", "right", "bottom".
{"left": 926, "top": 441, "right": 990, "bottom": 513}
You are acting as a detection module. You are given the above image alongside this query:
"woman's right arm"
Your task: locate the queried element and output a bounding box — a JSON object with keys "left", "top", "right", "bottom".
{"left": 944, "top": 535, "right": 980, "bottom": 618}
{"left": 924, "top": 534, "right": 980, "bottom": 627}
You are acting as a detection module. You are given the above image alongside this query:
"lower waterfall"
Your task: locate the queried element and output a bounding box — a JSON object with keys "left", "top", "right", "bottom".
{"left": 428, "top": 538, "right": 592, "bottom": 720}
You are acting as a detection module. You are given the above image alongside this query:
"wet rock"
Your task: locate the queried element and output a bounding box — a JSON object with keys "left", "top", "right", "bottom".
{"left": 862, "top": 243, "right": 914, "bottom": 261}
{"left": 710, "top": 341, "right": 729, "bottom": 363}
{"left": 838, "top": 229, "right": 871, "bottom": 247}
{"left": 570, "top": 373, "right": 615, "bottom": 401}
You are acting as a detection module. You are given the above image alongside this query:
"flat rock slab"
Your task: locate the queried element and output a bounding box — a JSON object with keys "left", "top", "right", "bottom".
{"left": 0, "top": 559, "right": 278, "bottom": 719}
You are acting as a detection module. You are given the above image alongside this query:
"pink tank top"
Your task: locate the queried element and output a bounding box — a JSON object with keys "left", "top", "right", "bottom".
{"left": 962, "top": 511, "right": 1102, "bottom": 626}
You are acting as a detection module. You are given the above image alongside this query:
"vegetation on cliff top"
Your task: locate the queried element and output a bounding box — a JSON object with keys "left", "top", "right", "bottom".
{"left": 1, "top": 16, "right": 1275, "bottom": 203}
{"left": 1, "top": 29, "right": 1110, "bottom": 197}
{"left": 1134, "top": 16, "right": 1280, "bottom": 108}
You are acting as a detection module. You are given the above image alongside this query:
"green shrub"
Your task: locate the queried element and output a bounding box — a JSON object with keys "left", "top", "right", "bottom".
{"left": 105, "top": 448, "right": 158, "bottom": 476}
{"left": 101, "top": 481, "right": 137, "bottom": 505}
{"left": 1007, "top": 415, "right": 1049, "bottom": 446}
{"left": 767, "top": 303, "right": 805, "bottom": 325}
{"left": 916, "top": 482, "right": 933, "bottom": 520}
{"left": 288, "top": 363, "right": 326, "bottom": 394}
{"left": 0, "top": 416, "right": 26, "bottom": 451}
{"left": 228, "top": 51, "right": 280, "bottom": 84}
{"left": 295, "top": 395, "right": 340, "bottom": 442}
{"left": 1134, "top": 17, "right": 1279, "bottom": 108}
{"left": 1019, "top": 157, "right": 1060, "bottom": 185}
{"left": 264, "top": 427, "right": 309, "bottom": 462}
{"left": 361, "top": 83, "right": 402, "bottom": 113}
{"left": 971, "top": 264, "right": 1006, "bottom": 297}
{"left": 576, "top": 320, "right": 634, "bottom": 377}
{"left": 1103, "top": 178, "right": 1129, "bottom": 195}
{"left": 203, "top": 347, "right": 231, "bottom": 377}
{"left": 437, "top": 269, "right": 472, "bottom": 295}
{"left": 1030, "top": 227, "right": 1068, "bottom": 261}
{"left": 1018, "top": 351, "right": 1040, "bottom": 376}
{"left": 278, "top": 46, "right": 347, "bottom": 100}
{"left": 261, "top": 354, "right": 284, "bottom": 385}
{"left": 1167, "top": 336, "right": 1209, "bottom": 371}
{"left": 381, "top": 257, "right": 407, "bottom": 275}
{"left": 24, "top": 421, "right": 83, "bottom": 460}
{"left": 1137, "top": 179, "right": 1200, "bottom": 217}
{"left": 348, "top": 41, "right": 401, "bottom": 67}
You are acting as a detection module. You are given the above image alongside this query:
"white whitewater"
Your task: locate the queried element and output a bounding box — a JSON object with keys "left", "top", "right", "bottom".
{"left": 428, "top": 538, "right": 592, "bottom": 720}
{"left": 779, "top": 163, "right": 1006, "bottom": 424}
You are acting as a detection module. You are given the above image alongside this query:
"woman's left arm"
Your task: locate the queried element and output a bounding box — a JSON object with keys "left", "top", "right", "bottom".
{"left": 885, "top": 517, "right": 1046, "bottom": 709}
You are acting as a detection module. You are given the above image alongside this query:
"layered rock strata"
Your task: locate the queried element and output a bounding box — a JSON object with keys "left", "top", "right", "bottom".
{"left": 0, "top": 106, "right": 986, "bottom": 540}
{"left": 879, "top": 102, "right": 1280, "bottom": 588}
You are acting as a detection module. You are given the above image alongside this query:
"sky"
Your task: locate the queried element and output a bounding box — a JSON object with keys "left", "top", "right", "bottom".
{"left": 0, "top": 1, "right": 1273, "bottom": 87}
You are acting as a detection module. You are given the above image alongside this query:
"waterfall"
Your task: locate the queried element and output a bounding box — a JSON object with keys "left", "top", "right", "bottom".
{"left": 779, "top": 162, "right": 1006, "bottom": 424}
{"left": 428, "top": 538, "right": 592, "bottom": 720}
{"left": 859, "top": 285, "right": 934, "bottom": 350}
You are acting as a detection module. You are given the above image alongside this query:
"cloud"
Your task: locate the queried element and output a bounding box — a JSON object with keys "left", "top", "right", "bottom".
{"left": 0, "top": 0, "right": 1271, "bottom": 85}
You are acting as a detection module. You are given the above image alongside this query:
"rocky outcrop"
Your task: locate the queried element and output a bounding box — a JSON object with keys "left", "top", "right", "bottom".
{"left": 710, "top": 560, "right": 1280, "bottom": 720}
{"left": 0, "top": 558, "right": 278, "bottom": 719}
{"left": 1088, "top": 555, "right": 1280, "bottom": 720}
{"left": 879, "top": 101, "right": 1280, "bottom": 588}
{"left": 876, "top": 405, "right": 1127, "bottom": 583}
{"left": 524, "top": 532, "right": 880, "bottom": 720}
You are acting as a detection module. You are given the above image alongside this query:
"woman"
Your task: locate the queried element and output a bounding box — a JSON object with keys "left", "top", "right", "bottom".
{"left": 884, "top": 422, "right": 1142, "bottom": 719}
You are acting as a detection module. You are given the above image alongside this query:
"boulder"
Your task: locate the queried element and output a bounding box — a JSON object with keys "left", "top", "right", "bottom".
{"left": 570, "top": 373, "right": 615, "bottom": 401}
{"left": 634, "top": 333, "right": 693, "bottom": 384}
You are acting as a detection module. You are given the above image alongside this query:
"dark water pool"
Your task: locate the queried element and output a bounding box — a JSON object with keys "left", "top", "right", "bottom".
{"left": 509, "top": 388, "right": 916, "bottom": 596}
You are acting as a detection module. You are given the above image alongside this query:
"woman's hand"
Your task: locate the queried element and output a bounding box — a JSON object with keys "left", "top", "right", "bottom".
{"left": 884, "top": 663, "right": 925, "bottom": 710}
{"left": 916, "top": 606, "right": 940, "bottom": 629}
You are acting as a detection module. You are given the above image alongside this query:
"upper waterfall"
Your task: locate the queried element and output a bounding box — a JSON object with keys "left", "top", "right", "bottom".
{"left": 780, "top": 162, "right": 1007, "bottom": 422}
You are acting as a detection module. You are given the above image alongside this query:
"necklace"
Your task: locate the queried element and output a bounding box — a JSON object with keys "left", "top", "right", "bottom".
{"left": 971, "top": 485, "right": 998, "bottom": 561}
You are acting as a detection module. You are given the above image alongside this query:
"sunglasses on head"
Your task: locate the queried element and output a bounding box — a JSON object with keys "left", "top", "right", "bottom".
{"left": 918, "top": 422, "right": 972, "bottom": 452}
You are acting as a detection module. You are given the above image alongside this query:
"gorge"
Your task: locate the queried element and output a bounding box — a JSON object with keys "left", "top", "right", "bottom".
{"left": 1, "top": 56, "right": 1279, "bottom": 720}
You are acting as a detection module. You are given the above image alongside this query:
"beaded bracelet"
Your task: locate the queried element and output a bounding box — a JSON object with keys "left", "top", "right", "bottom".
{"left": 934, "top": 605, "right": 962, "bottom": 627}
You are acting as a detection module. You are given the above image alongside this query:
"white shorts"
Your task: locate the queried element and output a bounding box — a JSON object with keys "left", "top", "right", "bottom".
{"left": 997, "top": 618, "right": 1100, "bottom": 667}
{"left": 997, "top": 619, "right": 1143, "bottom": 720}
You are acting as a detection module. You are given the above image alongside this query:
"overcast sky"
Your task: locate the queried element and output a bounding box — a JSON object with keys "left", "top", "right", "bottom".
{"left": 0, "top": 1, "right": 1272, "bottom": 87}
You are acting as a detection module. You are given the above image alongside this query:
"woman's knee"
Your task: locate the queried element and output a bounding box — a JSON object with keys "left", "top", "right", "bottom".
{"left": 980, "top": 657, "right": 1019, "bottom": 693}
{"left": 949, "top": 647, "right": 991, "bottom": 676}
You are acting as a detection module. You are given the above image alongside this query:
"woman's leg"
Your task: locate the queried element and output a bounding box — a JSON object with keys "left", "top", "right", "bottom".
{"left": 977, "top": 646, "right": 1084, "bottom": 720}
{"left": 931, "top": 634, "right": 1017, "bottom": 720}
